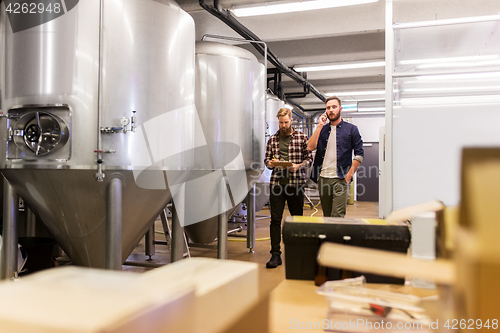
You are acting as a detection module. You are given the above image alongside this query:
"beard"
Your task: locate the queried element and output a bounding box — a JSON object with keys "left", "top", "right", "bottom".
{"left": 327, "top": 112, "right": 340, "bottom": 122}
{"left": 279, "top": 126, "right": 292, "bottom": 137}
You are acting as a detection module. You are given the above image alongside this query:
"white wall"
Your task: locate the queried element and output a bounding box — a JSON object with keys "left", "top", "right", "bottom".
{"left": 393, "top": 0, "right": 500, "bottom": 24}
{"left": 349, "top": 117, "right": 385, "bottom": 143}
{"left": 387, "top": 1, "right": 500, "bottom": 212}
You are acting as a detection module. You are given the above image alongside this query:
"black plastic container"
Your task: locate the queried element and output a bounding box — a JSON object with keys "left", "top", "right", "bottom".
{"left": 18, "top": 237, "right": 56, "bottom": 275}
{"left": 282, "top": 217, "right": 411, "bottom": 284}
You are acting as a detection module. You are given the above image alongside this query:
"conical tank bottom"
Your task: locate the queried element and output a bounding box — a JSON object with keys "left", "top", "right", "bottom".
{"left": 183, "top": 168, "right": 265, "bottom": 244}
{"left": 184, "top": 206, "right": 239, "bottom": 245}
{"left": 2, "top": 169, "right": 171, "bottom": 268}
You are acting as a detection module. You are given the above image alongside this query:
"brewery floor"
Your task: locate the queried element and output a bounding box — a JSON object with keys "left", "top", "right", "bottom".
{"left": 123, "top": 200, "right": 379, "bottom": 300}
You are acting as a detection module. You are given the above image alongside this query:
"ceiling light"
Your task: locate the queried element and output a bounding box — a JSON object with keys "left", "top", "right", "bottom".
{"left": 402, "top": 86, "right": 500, "bottom": 94}
{"left": 357, "top": 107, "right": 385, "bottom": 112}
{"left": 294, "top": 60, "right": 385, "bottom": 72}
{"left": 343, "top": 97, "right": 385, "bottom": 102}
{"left": 417, "top": 60, "right": 500, "bottom": 69}
{"left": 231, "top": 0, "right": 378, "bottom": 17}
{"left": 399, "top": 55, "right": 500, "bottom": 69}
{"left": 399, "top": 55, "right": 499, "bottom": 65}
{"left": 343, "top": 111, "right": 385, "bottom": 116}
{"left": 399, "top": 94, "right": 500, "bottom": 107}
{"left": 415, "top": 72, "right": 500, "bottom": 81}
{"left": 341, "top": 104, "right": 358, "bottom": 110}
{"left": 326, "top": 90, "right": 385, "bottom": 97}
{"left": 393, "top": 14, "right": 500, "bottom": 29}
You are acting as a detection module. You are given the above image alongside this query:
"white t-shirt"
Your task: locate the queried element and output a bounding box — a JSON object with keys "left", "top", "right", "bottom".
{"left": 320, "top": 125, "right": 338, "bottom": 178}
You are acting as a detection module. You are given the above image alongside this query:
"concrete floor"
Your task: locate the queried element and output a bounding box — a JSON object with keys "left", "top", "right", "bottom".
{"left": 123, "top": 200, "right": 379, "bottom": 299}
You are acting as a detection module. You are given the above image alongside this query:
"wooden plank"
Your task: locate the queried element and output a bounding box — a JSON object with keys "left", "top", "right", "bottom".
{"left": 318, "top": 242, "right": 455, "bottom": 285}
{"left": 386, "top": 200, "right": 444, "bottom": 223}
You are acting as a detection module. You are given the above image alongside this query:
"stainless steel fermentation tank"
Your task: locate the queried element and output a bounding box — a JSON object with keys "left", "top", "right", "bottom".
{"left": 0, "top": 0, "right": 196, "bottom": 268}
{"left": 184, "top": 42, "right": 266, "bottom": 244}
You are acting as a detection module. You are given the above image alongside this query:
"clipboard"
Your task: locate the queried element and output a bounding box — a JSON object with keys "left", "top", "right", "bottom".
{"left": 273, "top": 161, "right": 293, "bottom": 167}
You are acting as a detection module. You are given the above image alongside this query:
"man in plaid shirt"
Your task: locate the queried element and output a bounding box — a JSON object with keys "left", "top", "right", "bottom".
{"left": 264, "top": 108, "right": 313, "bottom": 268}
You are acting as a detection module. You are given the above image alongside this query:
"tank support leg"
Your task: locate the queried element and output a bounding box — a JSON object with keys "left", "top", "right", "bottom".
{"left": 1, "top": 177, "right": 19, "bottom": 280}
{"left": 171, "top": 202, "right": 184, "bottom": 262}
{"left": 246, "top": 185, "right": 256, "bottom": 253}
{"left": 106, "top": 177, "right": 122, "bottom": 270}
{"left": 145, "top": 224, "right": 155, "bottom": 261}
{"left": 26, "top": 207, "right": 37, "bottom": 237}
{"left": 217, "top": 175, "right": 228, "bottom": 259}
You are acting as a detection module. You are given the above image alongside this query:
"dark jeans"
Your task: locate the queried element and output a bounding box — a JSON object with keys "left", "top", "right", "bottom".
{"left": 269, "top": 184, "right": 304, "bottom": 255}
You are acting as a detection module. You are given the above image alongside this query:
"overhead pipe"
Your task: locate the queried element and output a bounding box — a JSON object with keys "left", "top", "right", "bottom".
{"left": 267, "top": 68, "right": 284, "bottom": 100}
{"left": 285, "top": 99, "right": 309, "bottom": 121}
{"left": 285, "top": 72, "right": 311, "bottom": 99}
{"left": 198, "top": 0, "right": 325, "bottom": 113}
{"left": 266, "top": 69, "right": 307, "bottom": 120}
{"left": 304, "top": 108, "right": 327, "bottom": 113}
{"left": 267, "top": 68, "right": 312, "bottom": 100}
{"left": 285, "top": 83, "right": 310, "bottom": 99}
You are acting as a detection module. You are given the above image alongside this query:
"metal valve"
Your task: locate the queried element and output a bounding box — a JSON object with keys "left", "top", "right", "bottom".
{"left": 101, "top": 111, "right": 137, "bottom": 134}
{"left": 131, "top": 110, "right": 137, "bottom": 132}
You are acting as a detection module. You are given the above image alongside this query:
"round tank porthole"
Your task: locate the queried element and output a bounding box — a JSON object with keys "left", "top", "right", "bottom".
{"left": 13, "top": 112, "right": 69, "bottom": 156}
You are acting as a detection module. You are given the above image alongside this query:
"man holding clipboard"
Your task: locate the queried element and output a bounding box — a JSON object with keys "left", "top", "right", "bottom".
{"left": 264, "top": 108, "right": 313, "bottom": 268}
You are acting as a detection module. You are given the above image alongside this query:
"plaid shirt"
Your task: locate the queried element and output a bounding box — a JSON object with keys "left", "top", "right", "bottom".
{"left": 264, "top": 129, "right": 313, "bottom": 186}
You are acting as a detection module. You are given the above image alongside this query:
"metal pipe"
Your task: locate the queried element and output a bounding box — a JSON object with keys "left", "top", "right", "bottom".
{"left": 246, "top": 185, "right": 255, "bottom": 253}
{"left": 170, "top": 203, "right": 184, "bottom": 262}
{"left": 1, "top": 177, "right": 19, "bottom": 280}
{"left": 105, "top": 177, "right": 122, "bottom": 270}
{"left": 25, "top": 206, "right": 36, "bottom": 237}
{"left": 145, "top": 223, "right": 155, "bottom": 260}
{"left": 159, "top": 208, "right": 170, "bottom": 242}
{"left": 228, "top": 234, "right": 246, "bottom": 238}
{"left": 217, "top": 175, "right": 228, "bottom": 259}
{"left": 285, "top": 73, "right": 310, "bottom": 99}
{"left": 95, "top": 0, "right": 105, "bottom": 182}
{"left": 286, "top": 99, "right": 310, "bottom": 121}
{"left": 227, "top": 226, "right": 243, "bottom": 234}
{"left": 267, "top": 69, "right": 282, "bottom": 98}
{"left": 188, "top": 243, "right": 216, "bottom": 249}
{"left": 123, "top": 261, "right": 163, "bottom": 268}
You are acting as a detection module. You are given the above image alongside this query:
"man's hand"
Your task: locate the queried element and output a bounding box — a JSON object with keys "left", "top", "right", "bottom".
{"left": 287, "top": 163, "right": 302, "bottom": 173}
{"left": 318, "top": 112, "right": 328, "bottom": 126}
{"left": 268, "top": 158, "right": 280, "bottom": 168}
{"left": 344, "top": 173, "right": 353, "bottom": 184}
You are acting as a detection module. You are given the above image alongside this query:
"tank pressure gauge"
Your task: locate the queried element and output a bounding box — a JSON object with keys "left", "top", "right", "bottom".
{"left": 120, "top": 117, "right": 130, "bottom": 126}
